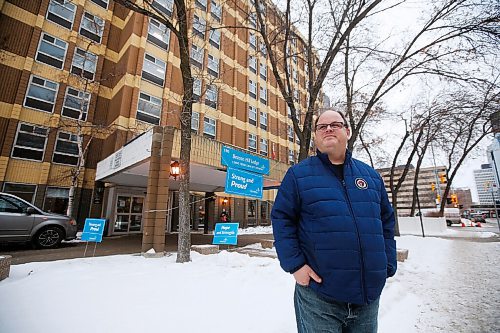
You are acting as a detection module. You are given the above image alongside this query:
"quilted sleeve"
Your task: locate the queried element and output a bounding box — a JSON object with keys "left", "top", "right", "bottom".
{"left": 271, "top": 167, "right": 306, "bottom": 273}
{"left": 379, "top": 176, "right": 397, "bottom": 277}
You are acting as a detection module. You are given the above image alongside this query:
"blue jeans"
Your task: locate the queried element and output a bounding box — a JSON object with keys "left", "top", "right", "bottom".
{"left": 294, "top": 284, "right": 379, "bottom": 333}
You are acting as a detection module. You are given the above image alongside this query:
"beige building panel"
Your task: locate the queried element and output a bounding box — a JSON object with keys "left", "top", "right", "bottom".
{"left": 140, "top": 80, "right": 164, "bottom": 98}
{"left": 47, "top": 164, "right": 75, "bottom": 186}
{"left": 0, "top": 156, "right": 9, "bottom": 181}
{"left": 1, "top": 51, "right": 25, "bottom": 71}
{"left": 0, "top": 102, "right": 15, "bottom": 119}
{"left": 1, "top": 2, "right": 37, "bottom": 26}
{"left": 18, "top": 108, "right": 57, "bottom": 127}
{"left": 4, "top": 160, "right": 50, "bottom": 184}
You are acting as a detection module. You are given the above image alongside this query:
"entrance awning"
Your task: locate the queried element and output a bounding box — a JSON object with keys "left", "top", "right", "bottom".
{"left": 96, "top": 128, "right": 286, "bottom": 192}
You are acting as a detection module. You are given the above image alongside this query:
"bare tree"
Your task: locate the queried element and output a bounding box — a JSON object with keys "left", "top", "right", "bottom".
{"left": 435, "top": 79, "right": 499, "bottom": 216}
{"left": 341, "top": 0, "right": 499, "bottom": 152}
{"left": 237, "top": 0, "right": 384, "bottom": 161}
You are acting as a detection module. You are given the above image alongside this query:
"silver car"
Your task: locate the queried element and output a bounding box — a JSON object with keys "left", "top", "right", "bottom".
{"left": 0, "top": 192, "right": 77, "bottom": 248}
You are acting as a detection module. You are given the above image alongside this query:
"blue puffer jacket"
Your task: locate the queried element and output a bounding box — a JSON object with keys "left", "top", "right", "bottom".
{"left": 271, "top": 150, "right": 397, "bottom": 305}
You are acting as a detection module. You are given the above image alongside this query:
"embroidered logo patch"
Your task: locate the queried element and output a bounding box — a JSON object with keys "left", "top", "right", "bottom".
{"left": 355, "top": 178, "right": 368, "bottom": 190}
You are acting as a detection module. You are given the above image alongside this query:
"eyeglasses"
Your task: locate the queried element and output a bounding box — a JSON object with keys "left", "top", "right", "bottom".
{"left": 315, "top": 121, "right": 346, "bottom": 132}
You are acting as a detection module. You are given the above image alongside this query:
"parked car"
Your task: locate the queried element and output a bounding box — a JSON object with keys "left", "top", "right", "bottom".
{"left": 470, "top": 214, "right": 486, "bottom": 224}
{"left": 0, "top": 192, "right": 77, "bottom": 248}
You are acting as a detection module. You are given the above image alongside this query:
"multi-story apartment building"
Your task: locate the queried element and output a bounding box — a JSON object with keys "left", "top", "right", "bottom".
{"left": 0, "top": 0, "right": 317, "bottom": 238}
{"left": 378, "top": 165, "right": 448, "bottom": 216}
{"left": 474, "top": 164, "right": 498, "bottom": 205}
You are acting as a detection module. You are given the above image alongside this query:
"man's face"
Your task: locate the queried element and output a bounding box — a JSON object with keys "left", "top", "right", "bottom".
{"left": 314, "top": 111, "right": 350, "bottom": 155}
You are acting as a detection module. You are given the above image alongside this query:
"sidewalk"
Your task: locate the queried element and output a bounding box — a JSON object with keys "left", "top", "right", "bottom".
{"left": 0, "top": 232, "right": 275, "bottom": 265}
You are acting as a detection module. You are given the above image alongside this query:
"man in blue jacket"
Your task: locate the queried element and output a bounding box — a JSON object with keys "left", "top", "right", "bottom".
{"left": 271, "top": 109, "right": 396, "bottom": 333}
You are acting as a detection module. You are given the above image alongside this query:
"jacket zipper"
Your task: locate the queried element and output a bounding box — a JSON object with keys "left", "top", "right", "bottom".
{"left": 341, "top": 179, "right": 368, "bottom": 304}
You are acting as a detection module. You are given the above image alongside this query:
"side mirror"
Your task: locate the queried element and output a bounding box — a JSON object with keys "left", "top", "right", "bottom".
{"left": 25, "top": 207, "right": 37, "bottom": 215}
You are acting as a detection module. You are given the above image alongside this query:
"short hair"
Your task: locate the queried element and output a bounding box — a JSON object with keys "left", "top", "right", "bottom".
{"left": 314, "top": 109, "right": 349, "bottom": 129}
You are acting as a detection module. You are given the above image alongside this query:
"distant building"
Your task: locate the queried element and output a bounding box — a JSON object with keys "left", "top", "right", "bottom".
{"left": 487, "top": 133, "right": 500, "bottom": 193}
{"left": 322, "top": 94, "right": 331, "bottom": 108}
{"left": 377, "top": 165, "right": 447, "bottom": 216}
{"left": 453, "top": 188, "right": 473, "bottom": 210}
{"left": 473, "top": 164, "right": 498, "bottom": 205}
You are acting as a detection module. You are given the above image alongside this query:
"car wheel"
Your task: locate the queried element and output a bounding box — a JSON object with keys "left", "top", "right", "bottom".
{"left": 34, "top": 226, "right": 64, "bottom": 249}
{"left": 446, "top": 220, "right": 452, "bottom": 226}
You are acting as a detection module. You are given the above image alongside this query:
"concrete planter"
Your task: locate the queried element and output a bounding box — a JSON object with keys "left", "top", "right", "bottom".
{"left": 0, "top": 255, "right": 12, "bottom": 281}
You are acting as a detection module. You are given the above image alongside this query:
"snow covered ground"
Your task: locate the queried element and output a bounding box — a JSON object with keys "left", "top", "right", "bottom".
{"left": 0, "top": 235, "right": 499, "bottom": 333}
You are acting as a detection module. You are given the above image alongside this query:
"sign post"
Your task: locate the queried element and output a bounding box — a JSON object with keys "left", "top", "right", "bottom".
{"left": 81, "top": 218, "right": 106, "bottom": 257}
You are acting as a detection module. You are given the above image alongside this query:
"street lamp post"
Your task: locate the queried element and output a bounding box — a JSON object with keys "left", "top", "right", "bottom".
{"left": 490, "top": 185, "right": 500, "bottom": 232}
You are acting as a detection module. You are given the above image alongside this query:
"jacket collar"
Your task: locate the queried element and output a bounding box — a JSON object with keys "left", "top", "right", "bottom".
{"left": 316, "top": 149, "right": 352, "bottom": 166}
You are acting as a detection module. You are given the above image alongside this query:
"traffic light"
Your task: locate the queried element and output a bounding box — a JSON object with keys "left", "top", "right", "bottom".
{"left": 436, "top": 194, "right": 441, "bottom": 203}
{"left": 431, "top": 183, "right": 436, "bottom": 191}
{"left": 451, "top": 194, "right": 458, "bottom": 204}
{"left": 439, "top": 173, "right": 447, "bottom": 184}
{"left": 446, "top": 197, "right": 452, "bottom": 205}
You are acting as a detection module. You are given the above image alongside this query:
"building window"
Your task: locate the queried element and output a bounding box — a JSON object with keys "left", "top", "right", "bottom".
{"left": 247, "top": 200, "right": 256, "bottom": 218}
{"left": 289, "top": 149, "right": 295, "bottom": 165}
{"left": 62, "top": 87, "right": 90, "bottom": 121}
{"left": 193, "top": 14, "right": 206, "bottom": 39}
{"left": 293, "top": 89, "right": 299, "bottom": 102}
{"left": 137, "top": 92, "right": 162, "bottom": 125}
{"left": 288, "top": 125, "right": 294, "bottom": 142}
{"left": 152, "top": 0, "right": 174, "bottom": 17}
{"left": 249, "top": 12, "right": 257, "bottom": 28}
{"left": 248, "top": 105, "right": 257, "bottom": 126}
{"left": 203, "top": 116, "right": 216, "bottom": 139}
{"left": 3, "top": 183, "right": 37, "bottom": 204}
{"left": 53, "top": 131, "right": 79, "bottom": 166}
{"left": 71, "top": 47, "right": 98, "bottom": 80}
{"left": 210, "top": 0, "right": 222, "bottom": 21}
{"left": 248, "top": 133, "right": 257, "bottom": 152}
{"left": 259, "top": 62, "right": 267, "bottom": 80}
{"left": 36, "top": 33, "right": 68, "bottom": 69}
{"left": 90, "top": 0, "right": 109, "bottom": 9}
{"left": 260, "top": 138, "right": 268, "bottom": 156}
{"left": 209, "top": 29, "right": 221, "bottom": 49}
{"left": 259, "top": 86, "right": 267, "bottom": 105}
{"left": 207, "top": 54, "right": 219, "bottom": 77}
{"left": 24, "top": 75, "right": 58, "bottom": 113}
{"left": 261, "top": 201, "right": 268, "bottom": 221}
{"left": 148, "top": 19, "right": 170, "bottom": 50}
{"left": 46, "top": 0, "right": 76, "bottom": 30}
{"left": 293, "top": 55, "right": 297, "bottom": 64}
{"left": 293, "top": 69, "right": 298, "bottom": 82}
{"left": 193, "top": 78, "right": 202, "bottom": 101}
{"left": 190, "top": 44, "right": 204, "bottom": 69}
{"left": 12, "top": 123, "right": 48, "bottom": 161}
{"left": 260, "top": 42, "right": 267, "bottom": 56}
{"left": 43, "top": 187, "right": 69, "bottom": 214}
{"left": 249, "top": 56, "right": 257, "bottom": 74}
{"left": 142, "top": 53, "right": 166, "bottom": 86}
{"left": 249, "top": 80, "right": 257, "bottom": 99}
{"left": 249, "top": 32, "right": 257, "bottom": 49}
{"left": 205, "top": 84, "right": 217, "bottom": 109}
{"left": 79, "top": 12, "right": 104, "bottom": 43}
{"left": 287, "top": 105, "right": 291, "bottom": 118}
{"left": 195, "top": 0, "right": 207, "bottom": 11}
{"left": 191, "top": 111, "right": 200, "bottom": 133}
{"left": 260, "top": 111, "right": 267, "bottom": 130}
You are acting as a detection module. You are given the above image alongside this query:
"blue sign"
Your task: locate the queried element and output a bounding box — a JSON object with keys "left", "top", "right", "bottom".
{"left": 225, "top": 167, "right": 263, "bottom": 199}
{"left": 213, "top": 223, "right": 239, "bottom": 245}
{"left": 221, "top": 146, "right": 270, "bottom": 175}
{"left": 81, "top": 218, "right": 106, "bottom": 243}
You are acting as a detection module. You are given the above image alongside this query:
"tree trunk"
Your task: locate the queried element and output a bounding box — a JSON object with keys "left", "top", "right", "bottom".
{"left": 391, "top": 191, "right": 400, "bottom": 237}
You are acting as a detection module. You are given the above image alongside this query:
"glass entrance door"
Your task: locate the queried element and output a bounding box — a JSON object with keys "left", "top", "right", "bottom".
{"left": 114, "top": 195, "right": 144, "bottom": 233}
